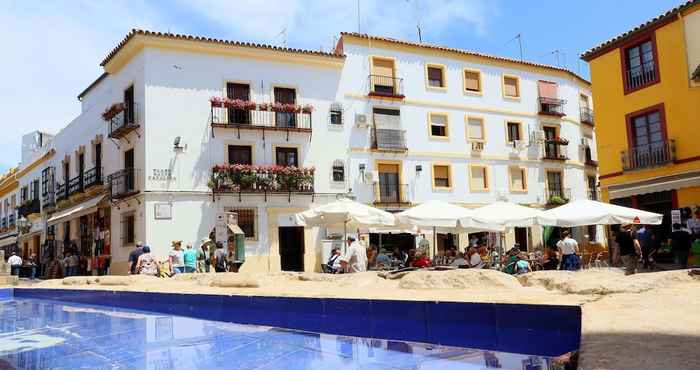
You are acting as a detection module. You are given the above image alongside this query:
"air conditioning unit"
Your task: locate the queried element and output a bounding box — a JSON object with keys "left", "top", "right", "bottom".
{"left": 355, "top": 113, "right": 368, "bottom": 128}
{"left": 531, "top": 130, "right": 545, "bottom": 143}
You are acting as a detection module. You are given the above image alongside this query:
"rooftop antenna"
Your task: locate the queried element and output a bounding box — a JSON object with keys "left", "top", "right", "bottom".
{"left": 503, "top": 33, "right": 524, "bottom": 61}
{"left": 417, "top": 25, "right": 422, "bottom": 43}
{"left": 273, "top": 28, "right": 287, "bottom": 47}
{"left": 356, "top": 0, "right": 361, "bottom": 33}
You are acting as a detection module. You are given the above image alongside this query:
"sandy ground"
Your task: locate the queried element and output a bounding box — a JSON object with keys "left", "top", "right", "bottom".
{"left": 23, "top": 268, "right": 700, "bottom": 369}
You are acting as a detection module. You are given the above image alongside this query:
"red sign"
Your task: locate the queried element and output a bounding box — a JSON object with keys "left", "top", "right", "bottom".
{"left": 633, "top": 216, "right": 641, "bottom": 224}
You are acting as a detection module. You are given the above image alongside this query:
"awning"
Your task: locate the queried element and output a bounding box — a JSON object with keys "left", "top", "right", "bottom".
{"left": 608, "top": 171, "right": 700, "bottom": 199}
{"left": 0, "top": 235, "right": 17, "bottom": 248}
{"left": 47, "top": 195, "right": 106, "bottom": 226}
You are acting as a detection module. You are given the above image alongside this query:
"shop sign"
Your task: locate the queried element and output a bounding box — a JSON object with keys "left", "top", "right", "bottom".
{"left": 154, "top": 203, "right": 172, "bottom": 220}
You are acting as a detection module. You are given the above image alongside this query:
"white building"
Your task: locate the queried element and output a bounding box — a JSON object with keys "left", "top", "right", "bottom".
{"left": 8, "top": 30, "right": 599, "bottom": 275}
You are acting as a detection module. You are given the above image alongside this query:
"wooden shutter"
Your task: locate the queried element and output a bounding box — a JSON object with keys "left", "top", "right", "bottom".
{"left": 428, "top": 67, "right": 443, "bottom": 86}
{"left": 464, "top": 71, "right": 480, "bottom": 91}
{"left": 373, "top": 58, "right": 394, "bottom": 77}
{"left": 504, "top": 77, "right": 519, "bottom": 97}
{"left": 468, "top": 118, "right": 484, "bottom": 140}
{"left": 274, "top": 87, "right": 296, "bottom": 104}
{"left": 227, "top": 83, "right": 250, "bottom": 100}
{"left": 228, "top": 145, "right": 252, "bottom": 165}
{"left": 471, "top": 167, "right": 487, "bottom": 190}
{"left": 378, "top": 164, "right": 399, "bottom": 173}
{"left": 510, "top": 168, "right": 525, "bottom": 190}
{"left": 537, "top": 80, "right": 557, "bottom": 98}
{"left": 434, "top": 165, "right": 449, "bottom": 186}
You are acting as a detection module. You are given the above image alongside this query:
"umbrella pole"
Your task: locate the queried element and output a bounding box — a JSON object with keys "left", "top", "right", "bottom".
{"left": 433, "top": 226, "right": 437, "bottom": 260}
{"left": 343, "top": 221, "right": 347, "bottom": 254}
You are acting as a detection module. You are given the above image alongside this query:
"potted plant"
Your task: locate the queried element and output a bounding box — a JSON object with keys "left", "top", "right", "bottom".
{"left": 549, "top": 195, "right": 567, "bottom": 205}
{"left": 210, "top": 96, "right": 225, "bottom": 108}
{"left": 301, "top": 104, "right": 314, "bottom": 114}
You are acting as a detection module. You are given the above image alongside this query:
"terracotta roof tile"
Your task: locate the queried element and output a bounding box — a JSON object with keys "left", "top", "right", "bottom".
{"left": 581, "top": 0, "right": 699, "bottom": 61}
{"left": 101, "top": 29, "right": 345, "bottom": 67}
{"left": 341, "top": 32, "right": 590, "bottom": 84}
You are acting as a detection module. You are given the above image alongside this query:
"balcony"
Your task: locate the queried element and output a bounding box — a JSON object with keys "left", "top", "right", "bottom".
{"left": 585, "top": 159, "right": 599, "bottom": 167}
{"left": 588, "top": 189, "right": 601, "bottom": 201}
{"left": 56, "top": 182, "right": 68, "bottom": 202}
{"left": 368, "top": 75, "right": 404, "bottom": 99}
{"left": 546, "top": 188, "right": 571, "bottom": 206}
{"left": 210, "top": 100, "right": 312, "bottom": 136}
{"left": 538, "top": 97, "right": 566, "bottom": 117}
{"left": 0, "top": 218, "right": 6, "bottom": 232}
{"left": 43, "top": 190, "right": 56, "bottom": 210}
{"left": 105, "top": 102, "right": 140, "bottom": 140}
{"left": 107, "top": 168, "right": 140, "bottom": 200}
{"left": 621, "top": 140, "right": 675, "bottom": 171}
{"left": 210, "top": 165, "right": 314, "bottom": 197}
{"left": 373, "top": 183, "right": 410, "bottom": 208}
{"left": 371, "top": 128, "right": 407, "bottom": 152}
{"left": 18, "top": 198, "right": 40, "bottom": 218}
{"left": 8, "top": 214, "right": 15, "bottom": 228}
{"left": 470, "top": 141, "right": 485, "bottom": 153}
{"left": 542, "top": 139, "right": 569, "bottom": 161}
{"left": 580, "top": 107, "right": 594, "bottom": 126}
{"left": 68, "top": 174, "right": 84, "bottom": 195}
{"left": 84, "top": 167, "right": 103, "bottom": 189}
{"left": 625, "top": 62, "right": 656, "bottom": 91}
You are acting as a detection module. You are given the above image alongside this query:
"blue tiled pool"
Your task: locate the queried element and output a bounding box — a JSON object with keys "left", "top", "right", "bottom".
{"left": 0, "top": 298, "right": 566, "bottom": 370}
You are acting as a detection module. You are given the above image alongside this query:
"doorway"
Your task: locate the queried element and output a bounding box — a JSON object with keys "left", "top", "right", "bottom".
{"left": 514, "top": 227, "right": 528, "bottom": 251}
{"left": 377, "top": 163, "right": 400, "bottom": 203}
{"left": 279, "top": 226, "right": 304, "bottom": 272}
{"left": 124, "top": 149, "right": 134, "bottom": 192}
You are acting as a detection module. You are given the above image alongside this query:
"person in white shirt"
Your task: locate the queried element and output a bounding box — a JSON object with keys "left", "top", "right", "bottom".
{"left": 687, "top": 209, "right": 700, "bottom": 241}
{"left": 556, "top": 230, "right": 581, "bottom": 270}
{"left": 8, "top": 252, "right": 22, "bottom": 276}
{"left": 340, "top": 236, "right": 367, "bottom": 273}
{"left": 467, "top": 247, "right": 485, "bottom": 269}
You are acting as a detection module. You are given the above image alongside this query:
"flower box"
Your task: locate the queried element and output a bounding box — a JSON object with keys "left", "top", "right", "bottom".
{"left": 210, "top": 164, "right": 315, "bottom": 193}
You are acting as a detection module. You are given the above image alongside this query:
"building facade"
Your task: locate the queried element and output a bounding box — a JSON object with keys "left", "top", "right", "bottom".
{"left": 6, "top": 29, "right": 599, "bottom": 275}
{"left": 582, "top": 0, "right": 700, "bottom": 238}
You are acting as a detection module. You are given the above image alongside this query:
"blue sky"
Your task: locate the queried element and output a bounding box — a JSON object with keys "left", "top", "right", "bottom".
{"left": 0, "top": 0, "right": 684, "bottom": 171}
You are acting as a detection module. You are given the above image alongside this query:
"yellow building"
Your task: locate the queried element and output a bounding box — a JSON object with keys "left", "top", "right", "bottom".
{"left": 581, "top": 0, "right": 700, "bottom": 234}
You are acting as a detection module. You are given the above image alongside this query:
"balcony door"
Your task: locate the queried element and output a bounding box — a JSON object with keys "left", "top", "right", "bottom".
{"left": 587, "top": 176, "right": 597, "bottom": 200}
{"left": 228, "top": 145, "right": 252, "bottom": 165}
{"left": 631, "top": 110, "right": 664, "bottom": 164}
{"left": 371, "top": 58, "right": 396, "bottom": 95}
{"left": 78, "top": 152, "right": 85, "bottom": 188}
{"left": 543, "top": 126, "right": 559, "bottom": 158}
{"left": 274, "top": 87, "right": 296, "bottom": 128}
{"left": 124, "top": 149, "right": 134, "bottom": 192}
{"left": 275, "top": 147, "right": 298, "bottom": 167}
{"left": 546, "top": 171, "right": 563, "bottom": 197}
{"left": 226, "top": 83, "right": 250, "bottom": 125}
{"left": 95, "top": 143, "right": 102, "bottom": 179}
{"left": 124, "top": 85, "right": 134, "bottom": 125}
{"left": 377, "top": 164, "right": 400, "bottom": 203}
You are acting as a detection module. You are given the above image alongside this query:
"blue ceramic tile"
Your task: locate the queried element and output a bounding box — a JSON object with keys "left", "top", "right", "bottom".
{"left": 370, "top": 299, "right": 427, "bottom": 343}
{"left": 281, "top": 296, "right": 325, "bottom": 333}
{"left": 249, "top": 296, "right": 284, "bottom": 327}
{"left": 494, "top": 304, "right": 580, "bottom": 356}
{"left": 323, "top": 298, "right": 373, "bottom": 337}
{"left": 425, "top": 301, "right": 498, "bottom": 350}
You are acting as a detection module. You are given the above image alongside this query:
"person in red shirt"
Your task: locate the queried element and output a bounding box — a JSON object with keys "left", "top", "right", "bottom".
{"left": 411, "top": 251, "right": 431, "bottom": 268}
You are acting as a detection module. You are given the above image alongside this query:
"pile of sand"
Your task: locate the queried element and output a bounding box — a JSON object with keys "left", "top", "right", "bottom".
{"left": 399, "top": 269, "right": 522, "bottom": 290}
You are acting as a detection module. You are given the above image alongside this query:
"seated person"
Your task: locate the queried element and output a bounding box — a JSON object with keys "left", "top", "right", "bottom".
{"left": 467, "top": 247, "right": 485, "bottom": 269}
{"left": 410, "top": 251, "right": 431, "bottom": 268}
{"left": 542, "top": 248, "right": 559, "bottom": 270}
{"left": 391, "top": 247, "right": 407, "bottom": 266}
{"left": 375, "top": 252, "right": 392, "bottom": 269}
{"left": 502, "top": 247, "right": 521, "bottom": 274}
{"left": 450, "top": 252, "right": 468, "bottom": 267}
{"left": 324, "top": 248, "right": 342, "bottom": 273}
{"left": 514, "top": 252, "right": 531, "bottom": 274}
{"left": 404, "top": 248, "right": 417, "bottom": 268}
{"left": 366, "top": 246, "right": 378, "bottom": 270}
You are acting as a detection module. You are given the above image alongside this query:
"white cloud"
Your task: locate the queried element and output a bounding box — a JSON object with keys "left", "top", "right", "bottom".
{"left": 0, "top": 0, "right": 495, "bottom": 168}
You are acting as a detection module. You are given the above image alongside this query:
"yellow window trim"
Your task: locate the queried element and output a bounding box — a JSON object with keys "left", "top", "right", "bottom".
{"left": 501, "top": 74, "right": 521, "bottom": 99}
{"left": 431, "top": 162, "right": 453, "bottom": 191}
{"left": 465, "top": 114, "right": 486, "bottom": 142}
{"left": 508, "top": 166, "right": 528, "bottom": 193}
{"left": 425, "top": 63, "right": 448, "bottom": 91}
{"left": 469, "top": 164, "right": 489, "bottom": 192}
{"left": 428, "top": 112, "right": 450, "bottom": 140}
{"left": 462, "top": 68, "right": 483, "bottom": 95}
{"left": 224, "top": 141, "right": 257, "bottom": 165}
{"left": 370, "top": 55, "right": 397, "bottom": 76}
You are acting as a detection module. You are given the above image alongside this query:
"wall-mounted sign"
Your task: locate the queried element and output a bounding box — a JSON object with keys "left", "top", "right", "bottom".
{"left": 148, "top": 169, "right": 176, "bottom": 182}
{"left": 154, "top": 203, "right": 172, "bottom": 220}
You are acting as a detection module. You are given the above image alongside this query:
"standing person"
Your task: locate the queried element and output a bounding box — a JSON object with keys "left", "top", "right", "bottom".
{"left": 196, "top": 238, "right": 211, "bottom": 273}
{"left": 213, "top": 242, "right": 228, "bottom": 272}
{"left": 339, "top": 236, "right": 367, "bottom": 273}
{"left": 135, "top": 246, "right": 160, "bottom": 276}
{"left": 635, "top": 225, "right": 654, "bottom": 270}
{"left": 669, "top": 223, "right": 691, "bottom": 269}
{"left": 128, "top": 242, "right": 144, "bottom": 275}
{"left": 8, "top": 252, "right": 22, "bottom": 276}
{"left": 26, "top": 255, "right": 38, "bottom": 280}
{"left": 183, "top": 243, "right": 197, "bottom": 273}
{"left": 617, "top": 224, "right": 641, "bottom": 275}
{"left": 63, "top": 251, "right": 79, "bottom": 277}
{"left": 687, "top": 208, "right": 700, "bottom": 241}
{"left": 168, "top": 241, "right": 185, "bottom": 274}
{"left": 417, "top": 235, "right": 430, "bottom": 256}
{"left": 557, "top": 231, "right": 581, "bottom": 271}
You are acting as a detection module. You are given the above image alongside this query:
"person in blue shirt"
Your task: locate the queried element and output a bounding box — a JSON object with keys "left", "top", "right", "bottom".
{"left": 635, "top": 225, "right": 654, "bottom": 270}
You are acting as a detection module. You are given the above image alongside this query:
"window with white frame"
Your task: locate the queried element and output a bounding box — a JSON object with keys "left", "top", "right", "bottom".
{"left": 429, "top": 113, "right": 448, "bottom": 138}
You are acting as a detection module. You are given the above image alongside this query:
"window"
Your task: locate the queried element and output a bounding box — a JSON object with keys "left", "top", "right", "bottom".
{"left": 329, "top": 103, "right": 343, "bottom": 125}
{"left": 20, "top": 187, "right": 28, "bottom": 203}
{"left": 124, "top": 85, "right": 135, "bottom": 124}
{"left": 226, "top": 83, "right": 251, "bottom": 124}
{"left": 467, "top": 117, "right": 485, "bottom": 141}
{"left": 371, "top": 58, "right": 397, "bottom": 95}
{"left": 546, "top": 171, "right": 563, "bottom": 194}
{"left": 122, "top": 212, "right": 135, "bottom": 246}
{"left": 509, "top": 167, "right": 527, "bottom": 192}
{"left": 332, "top": 160, "right": 345, "bottom": 182}
{"left": 426, "top": 65, "right": 445, "bottom": 88}
{"left": 506, "top": 122, "right": 521, "bottom": 142}
{"left": 587, "top": 175, "right": 598, "bottom": 200}
{"left": 231, "top": 208, "right": 256, "bottom": 240}
{"left": 429, "top": 113, "right": 448, "bottom": 138}
{"left": 470, "top": 166, "right": 488, "bottom": 191}
{"left": 432, "top": 165, "right": 451, "bottom": 188}
{"left": 63, "top": 161, "right": 70, "bottom": 184}
{"left": 503, "top": 75, "right": 520, "bottom": 98}
{"left": 274, "top": 87, "right": 297, "bottom": 128}
{"left": 372, "top": 108, "right": 405, "bottom": 151}
{"left": 464, "top": 69, "right": 481, "bottom": 93}
{"left": 623, "top": 38, "right": 658, "bottom": 92}
{"left": 228, "top": 145, "right": 252, "bottom": 165}
{"left": 631, "top": 110, "right": 663, "bottom": 149}
{"left": 275, "top": 147, "right": 299, "bottom": 167}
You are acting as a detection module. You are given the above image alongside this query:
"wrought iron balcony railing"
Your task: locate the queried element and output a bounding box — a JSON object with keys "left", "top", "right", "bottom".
{"left": 107, "top": 168, "right": 140, "bottom": 200}
{"left": 368, "top": 74, "right": 404, "bottom": 98}
{"left": 211, "top": 105, "right": 312, "bottom": 132}
{"left": 8, "top": 214, "right": 15, "bottom": 228}
{"left": 84, "top": 167, "right": 103, "bottom": 189}
{"left": 621, "top": 140, "right": 675, "bottom": 171}
{"left": 588, "top": 189, "right": 601, "bottom": 201}
{"left": 538, "top": 97, "right": 566, "bottom": 116}
{"left": 625, "top": 62, "right": 656, "bottom": 91}
{"left": 68, "top": 174, "right": 84, "bottom": 195}
{"left": 56, "top": 182, "right": 68, "bottom": 202}
{"left": 42, "top": 190, "right": 56, "bottom": 209}
{"left": 210, "top": 165, "right": 314, "bottom": 194}
{"left": 373, "top": 183, "right": 410, "bottom": 207}
{"left": 580, "top": 107, "right": 594, "bottom": 125}
{"left": 108, "top": 102, "right": 140, "bottom": 139}
{"left": 18, "top": 198, "right": 40, "bottom": 217}
{"left": 371, "top": 128, "right": 407, "bottom": 152}
{"left": 542, "top": 141, "right": 568, "bottom": 161}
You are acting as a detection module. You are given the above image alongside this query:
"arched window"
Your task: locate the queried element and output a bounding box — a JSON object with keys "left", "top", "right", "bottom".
{"left": 332, "top": 160, "right": 345, "bottom": 182}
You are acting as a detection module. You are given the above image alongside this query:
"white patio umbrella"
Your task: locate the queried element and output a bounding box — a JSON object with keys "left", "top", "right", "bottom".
{"left": 541, "top": 199, "right": 663, "bottom": 227}
{"left": 295, "top": 198, "right": 396, "bottom": 250}
{"left": 396, "top": 200, "right": 503, "bottom": 257}
{"left": 471, "top": 201, "right": 556, "bottom": 227}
